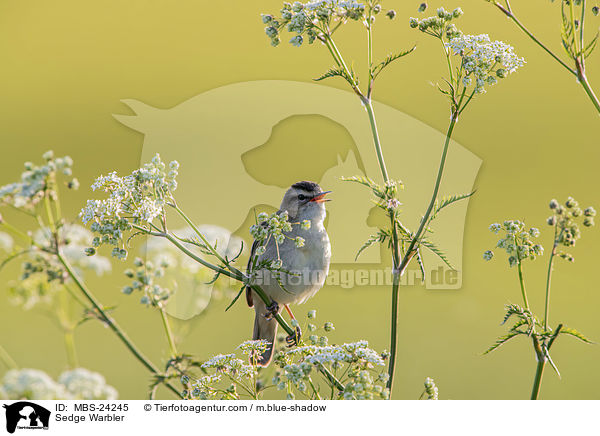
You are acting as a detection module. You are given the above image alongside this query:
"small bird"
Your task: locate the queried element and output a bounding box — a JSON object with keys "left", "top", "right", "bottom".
{"left": 246, "top": 181, "right": 331, "bottom": 366}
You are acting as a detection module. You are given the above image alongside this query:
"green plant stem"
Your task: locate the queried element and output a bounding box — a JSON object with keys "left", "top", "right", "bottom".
{"left": 580, "top": 0, "right": 586, "bottom": 55}
{"left": 516, "top": 260, "right": 531, "bottom": 311}
{"left": 159, "top": 307, "right": 178, "bottom": 359}
{"left": 531, "top": 359, "right": 546, "bottom": 400}
{"left": 493, "top": 2, "right": 576, "bottom": 76}
{"left": 56, "top": 251, "right": 183, "bottom": 398}
{"left": 387, "top": 256, "right": 401, "bottom": 393}
{"left": 364, "top": 100, "right": 390, "bottom": 182}
{"left": 385, "top": 112, "right": 458, "bottom": 393}
{"left": 530, "top": 336, "right": 547, "bottom": 400}
{"left": 577, "top": 68, "right": 600, "bottom": 115}
{"left": 172, "top": 204, "right": 243, "bottom": 276}
{"left": 64, "top": 329, "right": 78, "bottom": 369}
{"left": 0, "top": 344, "right": 18, "bottom": 370}
{"left": 58, "top": 287, "right": 78, "bottom": 368}
{"left": 543, "top": 227, "right": 560, "bottom": 331}
{"left": 308, "top": 376, "right": 322, "bottom": 400}
{"left": 493, "top": 1, "right": 600, "bottom": 116}
{"left": 0, "top": 221, "right": 31, "bottom": 243}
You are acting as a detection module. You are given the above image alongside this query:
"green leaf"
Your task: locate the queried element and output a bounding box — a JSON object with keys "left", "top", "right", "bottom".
{"left": 420, "top": 239, "right": 454, "bottom": 270}
{"left": 429, "top": 191, "right": 475, "bottom": 223}
{"left": 508, "top": 317, "right": 529, "bottom": 332}
{"left": 483, "top": 330, "right": 522, "bottom": 354}
{"left": 341, "top": 175, "right": 384, "bottom": 199}
{"left": 314, "top": 66, "right": 347, "bottom": 82}
{"left": 225, "top": 283, "right": 246, "bottom": 312}
{"left": 415, "top": 249, "right": 426, "bottom": 283}
{"left": 205, "top": 270, "right": 221, "bottom": 285}
{"left": 544, "top": 348, "right": 561, "bottom": 379}
{"left": 372, "top": 46, "right": 416, "bottom": 78}
{"left": 501, "top": 303, "right": 529, "bottom": 325}
{"left": 394, "top": 217, "right": 413, "bottom": 240}
{"left": 584, "top": 32, "right": 599, "bottom": 59}
{"left": 314, "top": 65, "right": 359, "bottom": 88}
{"left": 355, "top": 230, "right": 389, "bottom": 260}
{"left": 560, "top": 2, "right": 577, "bottom": 57}
{"left": 560, "top": 327, "right": 594, "bottom": 344}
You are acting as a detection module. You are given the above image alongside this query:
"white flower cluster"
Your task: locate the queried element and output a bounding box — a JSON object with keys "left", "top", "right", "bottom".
{"left": 189, "top": 311, "right": 389, "bottom": 400}
{"left": 287, "top": 340, "right": 385, "bottom": 368}
{"left": 262, "top": 0, "right": 367, "bottom": 47}
{"left": 484, "top": 220, "right": 544, "bottom": 267}
{"left": 409, "top": 6, "right": 464, "bottom": 39}
{"left": 186, "top": 374, "right": 222, "bottom": 400}
{"left": 250, "top": 211, "right": 310, "bottom": 266}
{"left": 273, "top": 362, "right": 313, "bottom": 393}
{"left": 201, "top": 354, "right": 255, "bottom": 379}
{"left": 80, "top": 154, "right": 179, "bottom": 258}
{"left": 0, "top": 232, "right": 14, "bottom": 252}
{"left": 0, "top": 151, "right": 79, "bottom": 211}
{"left": 343, "top": 369, "right": 389, "bottom": 400}
{"left": 122, "top": 257, "right": 173, "bottom": 306}
{"left": 35, "top": 224, "right": 111, "bottom": 277}
{"left": 445, "top": 34, "right": 525, "bottom": 93}
{"left": 0, "top": 368, "right": 117, "bottom": 400}
{"left": 423, "top": 376, "right": 438, "bottom": 400}
{"left": 546, "top": 197, "right": 595, "bottom": 262}
{"left": 57, "top": 368, "right": 118, "bottom": 400}
{"left": 237, "top": 340, "right": 270, "bottom": 356}
{"left": 0, "top": 369, "right": 64, "bottom": 400}
{"left": 9, "top": 224, "right": 111, "bottom": 310}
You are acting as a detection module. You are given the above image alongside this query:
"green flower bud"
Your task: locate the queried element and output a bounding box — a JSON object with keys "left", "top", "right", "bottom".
{"left": 409, "top": 17, "right": 419, "bottom": 28}
{"left": 386, "top": 9, "right": 396, "bottom": 19}
{"left": 584, "top": 217, "right": 595, "bottom": 227}
{"left": 593, "top": 6, "right": 599, "bottom": 16}
{"left": 418, "top": 3, "right": 427, "bottom": 12}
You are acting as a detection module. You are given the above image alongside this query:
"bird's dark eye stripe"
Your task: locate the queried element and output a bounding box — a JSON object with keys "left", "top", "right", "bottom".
{"left": 298, "top": 194, "right": 306, "bottom": 200}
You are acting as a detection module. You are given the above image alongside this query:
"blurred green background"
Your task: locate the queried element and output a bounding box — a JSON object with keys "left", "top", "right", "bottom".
{"left": 0, "top": 0, "right": 599, "bottom": 399}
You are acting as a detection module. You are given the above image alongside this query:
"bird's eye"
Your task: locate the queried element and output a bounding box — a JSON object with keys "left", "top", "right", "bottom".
{"left": 298, "top": 194, "right": 306, "bottom": 201}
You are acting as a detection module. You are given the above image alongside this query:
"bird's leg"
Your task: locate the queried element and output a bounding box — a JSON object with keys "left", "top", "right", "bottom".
{"left": 284, "top": 304, "right": 302, "bottom": 347}
{"left": 263, "top": 300, "right": 280, "bottom": 320}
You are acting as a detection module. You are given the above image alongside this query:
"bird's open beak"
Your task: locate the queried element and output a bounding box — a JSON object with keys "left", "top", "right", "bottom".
{"left": 310, "top": 191, "right": 332, "bottom": 203}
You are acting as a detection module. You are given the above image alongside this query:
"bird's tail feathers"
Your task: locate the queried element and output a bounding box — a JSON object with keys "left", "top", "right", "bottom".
{"left": 252, "top": 310, "right": 278, "bottom": 367}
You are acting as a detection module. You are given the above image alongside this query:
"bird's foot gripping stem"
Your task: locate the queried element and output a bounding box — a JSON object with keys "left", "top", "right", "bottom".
{"left": 286, "top": 327, "right": 302, "bottom": 347}
{"left": 264, "top": 301, "right": 280, "bottom": 320}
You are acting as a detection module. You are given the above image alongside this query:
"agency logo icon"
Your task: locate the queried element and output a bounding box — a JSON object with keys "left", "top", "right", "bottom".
{"left": 113, "top": 80, "right": 481, "bottom": 319}
{"left": 2, "top": 402, "right": 50, "bottom": 434}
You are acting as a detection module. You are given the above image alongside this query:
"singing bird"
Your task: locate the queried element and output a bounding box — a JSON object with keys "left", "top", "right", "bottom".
{"left": 246, "top": 181, "right": 331, "bottom": 366}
